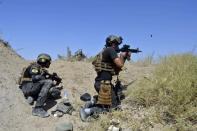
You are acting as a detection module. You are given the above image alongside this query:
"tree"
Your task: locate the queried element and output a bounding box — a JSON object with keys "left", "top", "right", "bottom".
{"left": 66, "top": 46, "right": 72, "bottom": 60}
{"left": 0, "top": 31, "right": 2, "bottom": 40}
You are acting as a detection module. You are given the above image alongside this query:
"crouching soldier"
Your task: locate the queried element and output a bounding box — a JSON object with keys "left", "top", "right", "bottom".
{"left": 79, "top": 35, "right": 132, "bottom": 122}
{"left": 18, "top": 53, "right": 61, "bottom": 118}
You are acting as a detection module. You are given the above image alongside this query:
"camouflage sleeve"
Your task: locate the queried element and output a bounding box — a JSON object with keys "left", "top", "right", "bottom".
{"left": 29, "top": 65, "right": 45, "bottom": 82}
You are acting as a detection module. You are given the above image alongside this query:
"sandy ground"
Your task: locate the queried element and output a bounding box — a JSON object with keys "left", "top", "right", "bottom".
{"left": 0, "top": 42, "right": 154, "bottom": 131}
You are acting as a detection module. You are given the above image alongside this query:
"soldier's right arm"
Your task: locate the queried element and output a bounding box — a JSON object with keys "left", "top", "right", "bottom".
{"left": 114, "top": 58, "right": 124, "bottom": 68}
{"left": 107, "top": 47, "right": 129, "bottom": 68}
{"left": 114, "top": 52, "right": 131, "bottom": 68}
{"left": 106, "top": 47, "right": 124, "bottom": 68}
{"left": 29, "top": 65, "right": 45, "bottom": 82}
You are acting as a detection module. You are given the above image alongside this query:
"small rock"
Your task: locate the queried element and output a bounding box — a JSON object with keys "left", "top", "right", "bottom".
{"left": 110, "top": 119, "right": 120, "bottom": 126}
{"left": 108, "top": 125, "right": 121, "bottom": 131}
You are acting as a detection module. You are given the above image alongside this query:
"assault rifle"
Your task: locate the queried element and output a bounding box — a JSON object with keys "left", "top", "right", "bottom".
{"left": 42, "top": 70, "right": 62, "bottom": 86}
{"left": 118, "top": 44, "right": 142, "bottom": 61}
{"left": 115, "top": 77, "right": 137, "bottom": 103}
{"left": 115, "top": 78, "right": 125, "bottom": 103}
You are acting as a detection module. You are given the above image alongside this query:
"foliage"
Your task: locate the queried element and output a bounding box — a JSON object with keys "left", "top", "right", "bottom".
{"left": 57, "top": 54, "right": 66, "bottom": 60}
{"left": 128, "top": 53, "right": 197, "bottom": 130}
{"left": 66, "top": 46, "right": 72, "bottom": 60}
{"left": 86, "top": 56, "right": 95, "bottom": 62}
{"left": 57, "top": 46, "right": 90, "bottom": 61}
{"left": 0, "top": 39, "right": 11, "bottom": 48}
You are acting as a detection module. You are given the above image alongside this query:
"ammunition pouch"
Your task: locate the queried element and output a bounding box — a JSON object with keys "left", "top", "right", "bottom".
{"left": 97, "top": 80, "right": 112, "bottom": 106}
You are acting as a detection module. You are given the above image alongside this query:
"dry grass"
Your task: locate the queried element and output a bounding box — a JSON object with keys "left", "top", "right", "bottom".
{"left": 2, "top": 39, "right": 197, "bottom": 130}
{"left": 128, "top": 53, "right": 197, "bottom": 130}
{"left": 87, "top": 53, "right": 197, "bottom": 130}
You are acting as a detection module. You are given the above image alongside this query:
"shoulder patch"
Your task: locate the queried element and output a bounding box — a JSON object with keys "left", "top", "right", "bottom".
{"left": 32, "top": 68, "right": 38, "bottom": 73}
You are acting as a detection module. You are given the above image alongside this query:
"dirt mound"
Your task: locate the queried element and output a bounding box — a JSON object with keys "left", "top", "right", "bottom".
{"left": 0, "top": 41, "right": 28, "bottom": 130}
{"left": 0, "top": 41, "right": 154, "bottom": 131}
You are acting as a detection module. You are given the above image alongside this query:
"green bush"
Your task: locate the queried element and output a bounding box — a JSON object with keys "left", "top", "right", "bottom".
{"left": 129, "top": 53, "right": 197, "bottom": 129}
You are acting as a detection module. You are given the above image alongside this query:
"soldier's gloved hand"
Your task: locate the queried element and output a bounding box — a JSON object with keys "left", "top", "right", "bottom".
{"left": 41, "top": 69, "right": 51, "bottom": 79}
{"left": 128, "top": 51, "right": 132, "bottom": 57}
{"left": 53, "top": 80, "right": 57, "bottom": 86}
{"left": 45, "top": 75, "right": 50, "bottom": 79}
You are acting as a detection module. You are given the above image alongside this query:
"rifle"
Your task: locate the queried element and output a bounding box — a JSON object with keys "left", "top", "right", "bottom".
{"left": 42, "top": 70, "right": 62, "bottom": 86}
{"left": 115, "top": 77, "right": 126, "bottom": 103}
{"left": 115, "top": 77, "right": 137, "bottom": 102}
{"left": 118, "top": 44, "right": 142, "bottom": 61}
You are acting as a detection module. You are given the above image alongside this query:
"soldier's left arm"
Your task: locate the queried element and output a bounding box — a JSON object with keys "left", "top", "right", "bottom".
{"left": 30, "top": 65, "right": 45, "bottom": 82}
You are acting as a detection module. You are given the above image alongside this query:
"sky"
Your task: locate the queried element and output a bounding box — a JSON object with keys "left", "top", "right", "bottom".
{"left": 0, "top": 0, "right": 197, "bottom": 61}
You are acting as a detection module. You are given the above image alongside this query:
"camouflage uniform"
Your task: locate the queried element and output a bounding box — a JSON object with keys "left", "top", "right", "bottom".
{"left": 18, "top": 54, "right": 60, "bottom": 118}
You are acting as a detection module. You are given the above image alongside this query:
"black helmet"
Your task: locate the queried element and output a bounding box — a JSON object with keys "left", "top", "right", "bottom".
{"left": 105, "top": 35, "right": 123, "bottom": 47}
{"left": 37, "top": 53, "right": 51, "bottom": 64}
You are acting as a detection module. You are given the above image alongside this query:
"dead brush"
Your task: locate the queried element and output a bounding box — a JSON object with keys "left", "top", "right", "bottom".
{"left": 86, "top": 109, "right": 137, "bottom": 130}
{"left": 128, "top": 53, "right": 197, "bottom": 130}
{"left": 111, "top": 109, "right": 128, "bottom": 121}
{"left": 135, "top": 52, "right": 155, "bottom": 66}
{"left": 86, "top": 113, "right": 111, "bottom": 131}
{"left": 0, "top": 40, "right": 11, "bottom": 48}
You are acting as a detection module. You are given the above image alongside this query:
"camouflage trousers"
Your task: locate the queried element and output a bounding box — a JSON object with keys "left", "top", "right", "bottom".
{"left": 21, "top": 79, "right": 60, "bottom": 107}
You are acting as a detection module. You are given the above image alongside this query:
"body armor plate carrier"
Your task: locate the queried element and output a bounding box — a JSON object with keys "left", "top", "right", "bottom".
{"left": 92, "top": 48, "right": 121, "bottom": 76}
{"left": 18, "top": 62, "right": 42, "bottom": 85}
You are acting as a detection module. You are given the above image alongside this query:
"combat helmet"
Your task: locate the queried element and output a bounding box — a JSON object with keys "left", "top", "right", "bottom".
{"left": 37, "top": 53, "right": 51, "bottom": 64}
{"left": 105, "top": 35, "right": 123, "bottom": 47}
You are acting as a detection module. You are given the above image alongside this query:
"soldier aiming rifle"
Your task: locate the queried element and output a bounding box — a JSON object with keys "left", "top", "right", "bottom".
{"left": 79, "top": 35, "right": 141, "bottom": 122}
{"left": 117, "top": 44, "right": 142, "bottom": 61}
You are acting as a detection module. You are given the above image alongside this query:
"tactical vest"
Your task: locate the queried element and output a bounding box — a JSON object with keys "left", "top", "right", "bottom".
{"left": 92, "top": 48, "right": 121, "bottom": 76}
{"left": 18, "top": 62, "right": 42, "bottom": 85}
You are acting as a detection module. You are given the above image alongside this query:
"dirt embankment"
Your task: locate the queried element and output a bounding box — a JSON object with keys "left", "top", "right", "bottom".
{"left": 0, "top": 42, "right": 28, "bottom": 130}
{"left": 0, "top": 41, "right": 154, "bottom": 131}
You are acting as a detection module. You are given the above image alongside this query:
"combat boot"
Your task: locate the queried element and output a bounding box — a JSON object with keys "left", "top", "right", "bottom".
{"left": 79, "top": 107, "right": 89, "bottom": 122}
{"left": 85, "top": 95, "right": 98, "bottom": 108}
{"left": 32, "top": 107, "right": 49, "bottom": 118}
{"left": 27, "top": 96, "right": 34, "bottom": 105}
{"left": 85, "top": 101, "right": 94, "bottom": 108}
